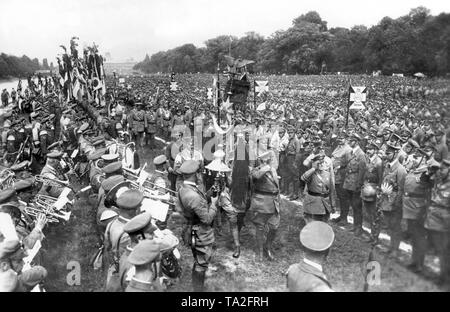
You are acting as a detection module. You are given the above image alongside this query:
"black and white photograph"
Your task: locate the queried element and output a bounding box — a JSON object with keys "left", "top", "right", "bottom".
{"left": 0, "top": 0, "right": 450, "bottom": 296}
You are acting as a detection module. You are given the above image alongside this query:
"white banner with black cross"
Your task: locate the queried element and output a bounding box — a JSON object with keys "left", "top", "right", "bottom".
{"left": 255, "top": 80, "right": 269, "bottom": 95}
{"left": 349, "top": 85, "right": 367, "bottom": 110}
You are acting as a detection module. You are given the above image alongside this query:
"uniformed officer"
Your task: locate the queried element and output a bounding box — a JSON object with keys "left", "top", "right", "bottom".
{"left": 150, "top": 154, "right": 172, "bottom": 229}
{"left": 125, "top": 240, "right": 163, "bottom": 292}
{"left": 331, "top": 132, "right": 352, "bottom": 218}
{"left": 332, "top": 133, "right": 367, "bottom": 236}
{"left": 284, "top": 126, "right": 300, "bottom": 200}
{"left": 301, "top": 154, "right": 335, "bottom": 223}
{"left": 144, "top": 104, "right": 157, "bottom": 149}
{"left": 97, "top": 175, "right": 126, "bottom": 224}
{"left": 165, "top": 131, "right": 183, "bottom": 192}
{"left": 128, "top": 102, "right": 145, "bottom": 148}
{"left": 286, "top": 221, "right": 335, "bottom": 292}
{"left": 402, "top": 151, "right": 435, "bottom": 273}
{"left": 379, "top": 143, "right": 407, "bottom": 256}
{"left": 361, "top": 140, "right": 383, "bottom": 242}
{"left": 424, "top": 156, "right": 450, "bottom": 284}
{"left": 104, "top": 188, "right": 143, "bottom": 291}
{"left": 249, "top": 151, "right": 280, "bottom": 262}
{"left": 177, "top": 160, "right": 217, "bottom": 291}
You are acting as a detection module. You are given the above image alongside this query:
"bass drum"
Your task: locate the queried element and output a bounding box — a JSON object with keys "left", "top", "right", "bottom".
{"left": 123, "top": 142, "right": 140, "bottom": 170}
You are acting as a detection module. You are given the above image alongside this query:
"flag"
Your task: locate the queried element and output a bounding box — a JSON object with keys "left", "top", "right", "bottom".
{"left": 207, "top": 88, "right": 213, "bottom": 99}
{"left": 255, "top": 81, "right": 269, "bottom": 95}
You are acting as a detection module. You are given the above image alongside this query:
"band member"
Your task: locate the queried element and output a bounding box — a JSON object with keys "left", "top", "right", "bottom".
{"left": 125, "top": 240, "right": 163, "bottom": 292}
{"left": 38, "top": 151, "right": 67, "bottom": 198}
{"left": 249, "top": 151, "right": 280, "bottom": 262}
{"left": 286, "top": 221, "right": 335, "bottom": 292}
{"left": 177, "top": 160, "right": 217, "bottom": 292}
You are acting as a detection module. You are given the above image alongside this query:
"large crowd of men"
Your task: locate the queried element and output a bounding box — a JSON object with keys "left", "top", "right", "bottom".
{"left": 0, "top": 70, "right": 449, "bottom": 292}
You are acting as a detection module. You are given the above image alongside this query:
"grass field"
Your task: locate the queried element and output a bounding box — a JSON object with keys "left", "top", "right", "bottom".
{"left": 39, "top": 142, "right": 448, "bottom": 292}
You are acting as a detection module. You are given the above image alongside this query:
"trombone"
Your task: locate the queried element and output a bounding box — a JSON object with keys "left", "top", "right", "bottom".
{"left": 122, "top": 166, "right": 177, "bottom": 195}
{"left": 128, "top": 181, "right": 176, "bottom": 206}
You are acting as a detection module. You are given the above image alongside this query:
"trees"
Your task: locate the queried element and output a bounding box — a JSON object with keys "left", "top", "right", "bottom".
{"left": 0, "top": 53, "right": 44, "bottom": 78}
{"left": 134, "top": 7, "right": 450, "bottom": 76}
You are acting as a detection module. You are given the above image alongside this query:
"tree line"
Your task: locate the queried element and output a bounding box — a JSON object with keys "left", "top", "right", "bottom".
{"left": 0, "top": 53, "right": 53, "bottom": 79}
{"left": 134, "top": 7, "right": 450, "bottom": 76}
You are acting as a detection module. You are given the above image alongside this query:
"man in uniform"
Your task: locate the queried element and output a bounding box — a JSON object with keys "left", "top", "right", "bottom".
{"left": 332, "top": 133, "right": 366, "bottom": 236}
{"left": 165, "top": 131, "right": 183, "bottom": 192}
{"left": 379, "top": 143, "right": 407, "bottom": 256}
{"left": 286, "top": 221, "right": 334, "bottom": 292}
{"left": 128, "top": 102, "right": 145, "bottom": 149}
{"left": 402, "top": 149, "right": 435, "bottom": 273}
{"left": 104, "top": 188, "right": 143, "bottom": 291}
{"left": 38, "top": 151, "right": 67, "bottom": 198}
{"left": 424, "top": 156, "right": 450, "bottom": 284}
{"left": 301, "top": 154, "right": 335, "bottom": 223}
{"left": 125, "top": 240, "right": 163, "bottom": 292}
{"left": 0, "top": 239, "right": 48, "bottom": 292}
{"left": 249, "top": 151, "right": 280, "bottom": 262}
{"left": 361, "top": 140, "right": 383, "bottom": 242}
{"left": 331, "top": 133, "right": 352, "bottom": 217}
{"left": 177, "top": 160, "right": 217, "bottom": 291}
{"left": 284, "top": 126, "right": 300, "bottom": 200}
{"left": 144, "top": 104, "right": 157, "bottom": 149}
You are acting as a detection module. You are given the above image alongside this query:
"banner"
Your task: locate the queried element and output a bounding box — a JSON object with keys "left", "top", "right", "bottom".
{"left": 255, "top": 81, "right": 269, "bottom": 95}
{"left": 349, "top": 86, "right": 367, "bottom": 110}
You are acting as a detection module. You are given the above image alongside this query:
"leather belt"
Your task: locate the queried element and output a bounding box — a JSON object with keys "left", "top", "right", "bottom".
{"left": 308, "top": 191, "right": 329, "bottom": 198}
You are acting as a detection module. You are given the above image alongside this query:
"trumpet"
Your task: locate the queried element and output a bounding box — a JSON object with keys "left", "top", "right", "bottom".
{"left": 34, "top": 174, "right": 75, "bottom": 193}
{"left": 23, "top": 204, "right": 71, "bottom": 223}
{"left": 123, "top": 166, "right": 177, "bottom": 195}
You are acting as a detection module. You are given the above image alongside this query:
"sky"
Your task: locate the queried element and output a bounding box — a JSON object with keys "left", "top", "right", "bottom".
{"left": 1, "top": 0, "right": 449, "bottom": 63}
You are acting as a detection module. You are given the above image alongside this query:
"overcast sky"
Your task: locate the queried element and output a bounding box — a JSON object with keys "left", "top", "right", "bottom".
{"left": 1, "top": 0, "right": 449, "bottom": 63}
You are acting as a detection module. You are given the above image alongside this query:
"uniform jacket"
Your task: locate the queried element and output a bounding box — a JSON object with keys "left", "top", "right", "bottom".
{"left": 402, "top": 170, "right": 432, "bottom": 220}
{"left": 301, "top": 167, "right": 334, "bottom": 215}
{"left": 144, "top": 111, "right": 157, "bottom": 134}
{"left": 342, "top": 146, "right": 367, "bottom": 192}
{"left": 379, "top": 159, "right": 406, "bottom": 212}
{"left": 425, "top": 176, "right": 450, "bottom": 232}
{"left": 178, "top": 182, "right": 216, "bottom": 246}
{"left": 433, "top": 142, "right": 448, "bottom": 162}
{"left": 128, "top": 109, "right": 145, "bottom": 133}
{"left": 286, "top": 260, "right": 333, "bottom": 292}
{"left": 250, "top": 166, "right": 280, "bottom": 214}
{"left": 331, "top": 144, "right": 352, "bottom": 184}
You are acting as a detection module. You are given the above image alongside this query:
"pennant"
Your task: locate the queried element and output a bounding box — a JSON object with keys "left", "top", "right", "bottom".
{"left": 256, "top": 102, "right": 266, "bottom": 111}
{"left": 255, "top": 81, "right": 269, "bottom": 94}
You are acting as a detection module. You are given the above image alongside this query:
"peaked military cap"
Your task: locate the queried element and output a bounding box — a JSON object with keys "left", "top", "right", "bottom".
{"left": 407, "top": 139, "right": 420, "bottom": 149}
{"left": 116, "top": 189, "right": 144, "bottom": 210}
{"left": 102, "top": 161, "right": 123, "bottom": 175}
{"left": 300, "top": 221, "right": 335, "bottom": 252}
{"left": 123, "top": 212, "right": 153, "bottom": 235}
{"left": 87, "top": 149, "right": 106, "bottom": 161}
{"left": 386, "top": 142, "right": 401, "bottom": 152}
{"left": 153, "top": 155, "right": 167, "bottom": 166}
{"left": 101, "top": 175, "right": 125, "bottom": 192}
{"left": 127, "top": 239, "right": 161, "bottom": 265}
{"left": 179, "top": 160, "right": 199, "bottom": 175}
{"left": 101, "top": 154, "right": 120, "bottom": 162}
{"left": 18, "top": 266, "right": 48, "bottom": 288}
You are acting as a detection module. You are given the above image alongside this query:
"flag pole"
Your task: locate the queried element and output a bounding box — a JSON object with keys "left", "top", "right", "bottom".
{"left": 345, "top": 78, "right": 352, "bottom": 129}
{"left": 254, "top": 80, "right": 256, "bottom": 112}
{"left": 216, "top": 62, "right": 220, "bottom": 126}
